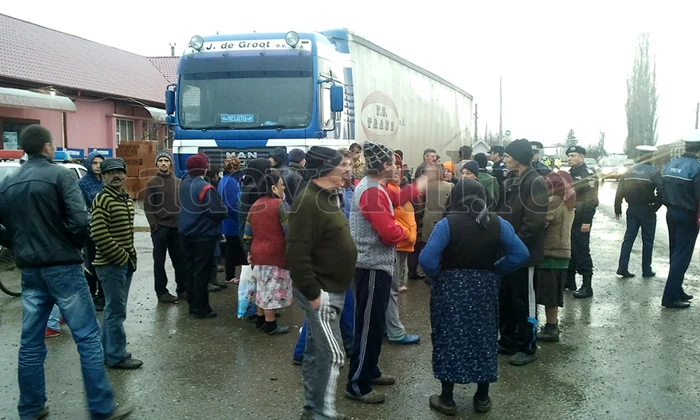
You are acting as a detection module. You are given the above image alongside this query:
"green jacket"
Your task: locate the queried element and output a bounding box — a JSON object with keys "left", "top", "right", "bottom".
{"left": 478, "top": 171, "right": 498, "bottom": 209}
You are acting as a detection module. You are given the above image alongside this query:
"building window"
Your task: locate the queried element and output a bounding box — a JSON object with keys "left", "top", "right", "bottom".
{"left": 141, "top": 121, "right": 161, "bottom": 141}
{"left": 1, "top": 119, "right": 39, "bottom": 150}
{"left": 116, "top": 119, "right": 135, "bottom": 144}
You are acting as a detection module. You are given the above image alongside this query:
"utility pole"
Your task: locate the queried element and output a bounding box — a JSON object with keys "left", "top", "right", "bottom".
{"left": 696, "top": 102, "right": 699, "bottom": 129}
{"left": 485, "top": 122, "right": 488, "bottom": 143}
{"left": 499, "top": 77, "right": 503, "bottom": 145}
{"left": 474, "top": 104, "right": 478, "bottom": 144}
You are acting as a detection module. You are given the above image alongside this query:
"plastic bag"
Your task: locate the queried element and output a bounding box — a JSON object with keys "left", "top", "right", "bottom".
{"left": 237, "top": 265, "right": 257, "bottom": 318}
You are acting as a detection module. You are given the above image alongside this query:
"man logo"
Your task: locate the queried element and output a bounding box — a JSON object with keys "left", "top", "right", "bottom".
{"left": 226, "top": 151, "right": 258, "bottom": 160}
{"left": 360, "top": 91, "right": 400, "bottom": 142}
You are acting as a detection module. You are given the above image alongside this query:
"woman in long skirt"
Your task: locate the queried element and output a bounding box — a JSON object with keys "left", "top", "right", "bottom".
{"left": 419, "top": 179, "right": 529, "bottom": 415}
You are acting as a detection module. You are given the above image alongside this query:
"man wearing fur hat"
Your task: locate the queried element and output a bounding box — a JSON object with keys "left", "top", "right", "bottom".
{"left": 144, "top": 150, "right": 188, "bottom": 304}
{"left": 345, "top": 141, "right": 428, "bottom": 404}
{"left": 497, "top": 138, "right": 548, "bottom": 367}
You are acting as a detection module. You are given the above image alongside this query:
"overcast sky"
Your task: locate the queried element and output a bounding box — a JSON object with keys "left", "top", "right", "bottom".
{"left": 4, "top": 0, "right": 699, "bottom": 152}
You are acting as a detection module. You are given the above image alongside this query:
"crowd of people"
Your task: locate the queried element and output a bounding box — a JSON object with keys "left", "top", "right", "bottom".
{"left": 2, "top": 122, "right": 699, "bottom": 419}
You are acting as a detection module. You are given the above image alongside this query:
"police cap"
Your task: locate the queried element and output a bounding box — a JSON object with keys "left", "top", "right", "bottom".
{"left": 530, "top": 141, "right": 544, "bottom": 152}
{"left": 566, "top": 145, "right": 586, "bottom": 155}
{"left": 682, "top": 129, "right": 700, "bottom": 143}
{"left": 635, "top": 145, "right": 657, "bottom": 153}
{"left": 489, "top": 145, "right": 505, "bottom": 155}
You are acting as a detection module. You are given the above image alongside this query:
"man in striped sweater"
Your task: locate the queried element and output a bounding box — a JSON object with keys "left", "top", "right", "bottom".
{"left": 91, "top": 158, "right": 141, "bottom": 370}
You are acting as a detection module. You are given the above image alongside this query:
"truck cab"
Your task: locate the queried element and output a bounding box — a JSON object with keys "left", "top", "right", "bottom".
{"left": 164, "top": 31, "right": 345, "bottom": 176}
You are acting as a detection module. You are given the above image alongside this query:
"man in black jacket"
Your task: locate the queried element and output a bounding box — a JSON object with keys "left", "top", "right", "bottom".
{"left": 497, "top": 139, "right": 548, "bottom": 366}
{"left": 566, "top": 146, "right": 599, "bottom": 298}
{"left": 0, "top": 125, "right": 133, "bottom": 419}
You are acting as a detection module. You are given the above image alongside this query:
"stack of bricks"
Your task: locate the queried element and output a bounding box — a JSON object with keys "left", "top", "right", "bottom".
{"left": 115, "top": 141, "right": 158, "bottom": 200}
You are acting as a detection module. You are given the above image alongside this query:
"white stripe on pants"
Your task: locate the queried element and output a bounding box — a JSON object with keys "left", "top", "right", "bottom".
{"left": 295, "top": 289, "right": 346, "bottom": 419}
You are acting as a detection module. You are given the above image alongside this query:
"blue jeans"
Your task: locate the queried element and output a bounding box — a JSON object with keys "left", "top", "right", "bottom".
{"left": 95, "top": 263, "right": 134, "bottom": 366}
{"left": 47, "top": 304, "right": 61, "bottom": 331}
{"left": 294, "top": 288, "right": 354, "bottom": 361}
{"left": 18, "top": 264, "right": 114, "bottom": 419}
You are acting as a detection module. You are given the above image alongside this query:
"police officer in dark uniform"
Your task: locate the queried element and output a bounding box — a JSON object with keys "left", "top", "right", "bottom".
{"left": 529, "top": 141, "right": 552, "bottom": 177}
{"left": 614, "top": 145, "right": 663, "bottom": 278}
{"left": 488, "top": 146, "right": 508, "bottom": 185}
{"left": 566, "top": 145, "right": 599, "bottom": 298}
{"left": 660, "top": 130, "right": 700, "bottom": 309}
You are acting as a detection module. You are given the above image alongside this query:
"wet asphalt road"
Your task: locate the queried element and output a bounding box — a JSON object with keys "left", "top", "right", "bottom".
{"left": 1, "top": 181, "right": 700, "bottom": 419}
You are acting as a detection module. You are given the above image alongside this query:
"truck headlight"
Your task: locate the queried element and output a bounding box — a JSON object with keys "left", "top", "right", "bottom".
{"left": 285, "top": 31, "right": 300, "bottom": 48}
{"left": 189, "top": 35, "right": 204, "bottom": 51}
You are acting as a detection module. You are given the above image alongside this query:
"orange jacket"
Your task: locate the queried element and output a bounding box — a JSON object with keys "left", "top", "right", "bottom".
{"left": 387, "top": 182, "right": 417, "bottom": 252}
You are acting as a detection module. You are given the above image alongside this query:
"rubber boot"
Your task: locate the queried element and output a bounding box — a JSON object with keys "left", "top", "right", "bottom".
{"left": 573, "top": 275, "right": 593, "bottom": 299}
{"left": 564, "top": 271, "right": 577, "bottom": 291}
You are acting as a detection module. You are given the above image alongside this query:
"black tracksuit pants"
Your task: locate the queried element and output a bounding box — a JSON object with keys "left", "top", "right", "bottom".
{"left": 346, "top": 268, "right": 392, "bottom": 397}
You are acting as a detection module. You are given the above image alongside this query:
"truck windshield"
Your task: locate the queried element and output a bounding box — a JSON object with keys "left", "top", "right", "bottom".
{"left": 178, "top": 71, "right": 314, "bottom": 130}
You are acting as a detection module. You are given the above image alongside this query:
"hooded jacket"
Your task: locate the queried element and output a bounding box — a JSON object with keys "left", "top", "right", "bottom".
{"left": 283, "top": 162, "right": 307, "bottom": 205}
{"left": 78, "top": 151, "right": 104, "bottom": 207}
{"left": 270, "top": 147, "right": 290, "bottom": 178}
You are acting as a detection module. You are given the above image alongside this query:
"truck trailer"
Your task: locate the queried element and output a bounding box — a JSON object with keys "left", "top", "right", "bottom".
{"left": 165, "top": 29, "right": 473, "bottom": 174}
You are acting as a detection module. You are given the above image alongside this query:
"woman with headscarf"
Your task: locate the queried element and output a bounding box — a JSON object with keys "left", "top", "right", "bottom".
{"left": 419, "top": 180, "right": 529, "bottom": 415}
{"left": 218, "top": 157, "right": 247, "bottom": 284}
{"left": 243, "top": 171, "right": 292, "bottom": 335}
{"left": 535, "top": 171, "right": 576, "bottom": 342}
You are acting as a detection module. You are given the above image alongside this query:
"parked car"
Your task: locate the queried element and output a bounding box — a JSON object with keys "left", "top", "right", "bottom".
{"left": 598, "top": 158, "right": 627, "bottom": 181}
{"left": 584, "top": 158, "right": 599, "bottom": 173}
{"left": 0, "top": 154, "right": 87, "bottom": 183}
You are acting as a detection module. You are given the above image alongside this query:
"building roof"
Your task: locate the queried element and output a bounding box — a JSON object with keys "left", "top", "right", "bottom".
{"left": 0, "top": 13, "right": 170, "bottom": 105}
{"left": 147, "top": 57, "right": 180, "bottom": 84}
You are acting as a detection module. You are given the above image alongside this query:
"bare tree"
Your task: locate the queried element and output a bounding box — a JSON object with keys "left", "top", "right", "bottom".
{"left": 587, "top": 130, "right": 608, "bottom": 160}
{"left": 625, "top": 32, "right": 658, "bottom": 157}
{"left": 565, "top": 129, "right": 578, "bottom": 149}
{"left": 482, "top": 130, "right": 511, "bottom": 147}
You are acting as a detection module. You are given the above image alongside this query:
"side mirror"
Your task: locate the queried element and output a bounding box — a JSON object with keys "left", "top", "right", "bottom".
{"left": 165, "top": 88, "right": 176, "bottom": 115}
{"left": 330, "top": 85, "right": 344, "bottom": 113}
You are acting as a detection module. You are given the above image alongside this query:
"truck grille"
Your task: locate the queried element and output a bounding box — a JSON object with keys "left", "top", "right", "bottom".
{"left": 198, "top": 147, "right": 277, "bottom": 169}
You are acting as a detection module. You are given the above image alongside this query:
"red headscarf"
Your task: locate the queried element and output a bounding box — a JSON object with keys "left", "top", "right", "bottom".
{"left": 546, "top": 171, "right": 576, "bottom": 211}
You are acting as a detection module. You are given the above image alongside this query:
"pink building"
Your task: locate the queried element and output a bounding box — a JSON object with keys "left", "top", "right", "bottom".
{"left": 0, "top": 13, "right": 179, "bottom": 158}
